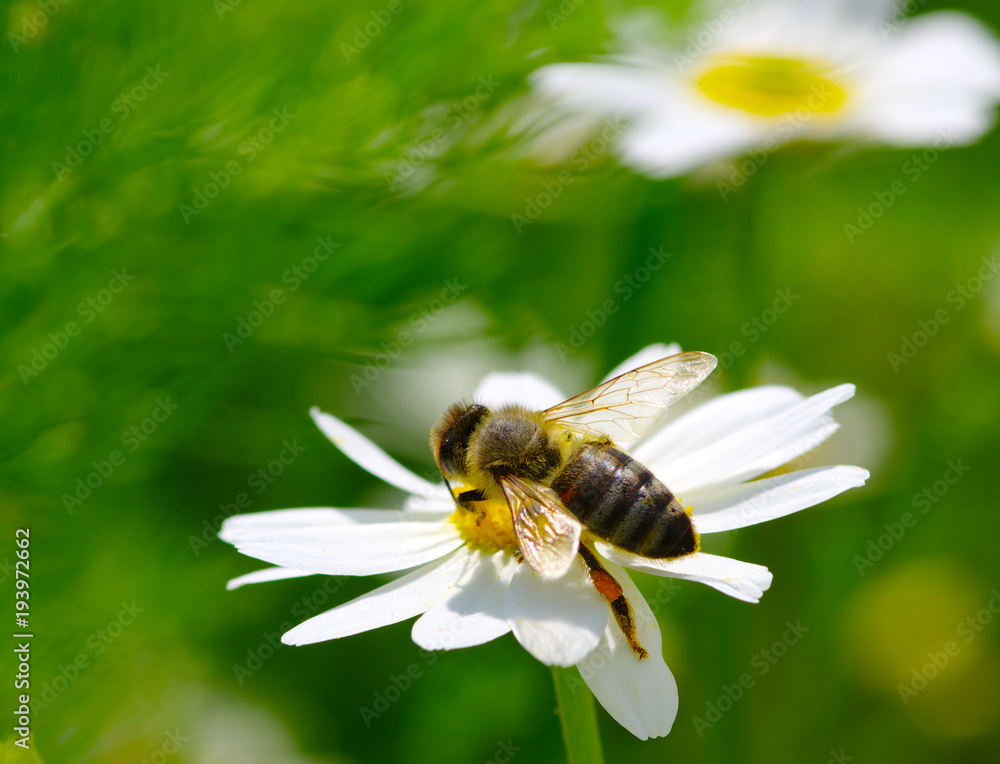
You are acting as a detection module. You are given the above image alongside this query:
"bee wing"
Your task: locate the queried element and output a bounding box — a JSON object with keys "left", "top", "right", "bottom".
{"left": 543, "top": 351, "right": 717, "bottom": 445}
{"left": 500, "top": 475, "right": 581, "bottom": 580}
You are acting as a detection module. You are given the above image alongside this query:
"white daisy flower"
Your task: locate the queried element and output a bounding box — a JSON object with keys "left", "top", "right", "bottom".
{"left": 220, "top": 343, "right": 869, "bottom": 739}
{"left": 521, "top": 0, "right": 1000, "bottom": 178}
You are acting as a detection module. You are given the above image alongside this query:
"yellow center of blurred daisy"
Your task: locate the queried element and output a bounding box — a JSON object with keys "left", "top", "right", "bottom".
{"left": 450, "top": 501, "right": 518, "bottom": 555}
{"left": 696, "top": 56, "right": 846, "bottom": 116}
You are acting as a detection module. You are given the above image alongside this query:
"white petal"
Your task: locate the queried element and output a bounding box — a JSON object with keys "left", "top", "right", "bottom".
{"left": 513, "top": 101, "right": 607, "bottom": 161}
{"left": 883, "top": 12, "right": 1000, "bottom": 92}
{"left": 688, "top": 465, "right": 871, "bottom": 534}
{"left": 505, "top": 560, "right": 607, "bottom": 667}
{"left": 472, "top": 372, "right": 565, "bottom": 409}
{"left": 219, "top": 507, "right": 403, "bottom": 543}
{"left": 632, "top": 385, "right": 805, "bottom": 467}
{"left": 411, "top": 551, "right": 517, "bottom": 650}
{"left": 617, "top": 98, "right": 765, "bottom": 179}
{"left": 600, "top": 343, "right": 682, "bottom": 382}
{"left": 655, "top": 384, "right": 856, "bottom": 494}
{"left": 282, "top": 547, "right": 473, "bottom": 646}
{"left": 578, "top": 563, "right": 677, "bottom": 740}
{"left": 719, "top": 415, "right": 840, "bottom": 487}
{"left": 530, "top": 62, "right": 671, "bottom": 119}
{"left": 711, "top": 0, "right": 894, "bottom": 59}
{"left": 849, "top": 12, "right": 1000, "bottom": 146}
{"left": 310, "top": 407, "right": 449, "bottom": 500}
{"left": 231, "top": 519, "right": 463, "bottom": 576}
{"left": 797, "top": 0, "right": 904, "bottom": 31}
{"left": 403, "top": 494, "right": 455, "bottom": 516}
{"left": 531, "top": 59, "right": 768, "bottom": 178}
{"left": 595, "top": 546, "right": 772, "bottom": 604}
{"left": 226, "top": 566, "right": 315, "bottom": 590}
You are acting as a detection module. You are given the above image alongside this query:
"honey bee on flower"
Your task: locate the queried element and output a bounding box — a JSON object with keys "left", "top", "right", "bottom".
{"left": 221, "top": 343, "right": 868, "bottom": 738}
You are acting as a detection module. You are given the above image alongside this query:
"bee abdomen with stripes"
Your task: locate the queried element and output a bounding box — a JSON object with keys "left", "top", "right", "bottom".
{"left": 550, "top": 442, "right": 698, "bottom": 559}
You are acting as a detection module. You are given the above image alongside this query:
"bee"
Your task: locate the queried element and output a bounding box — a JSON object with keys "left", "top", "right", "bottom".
{"left": 431, "top": 351, "right": 717, "bottom": 657}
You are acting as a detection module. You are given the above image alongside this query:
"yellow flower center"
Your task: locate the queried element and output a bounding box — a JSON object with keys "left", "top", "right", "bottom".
{"left": 450, "top": 498, "right": 518, "bottom": 555}
{"left": 696, "top": 56, "right": 846, "bottom": 116}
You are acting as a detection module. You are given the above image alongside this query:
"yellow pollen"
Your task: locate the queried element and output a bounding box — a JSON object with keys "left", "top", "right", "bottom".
{"left": 682, "top": 499, "right": 701, "bottom": 554}
{"left": 696, "top": 56, "right": 846, "bottom": 117}
{"left": 450, "top": 499, "right": 518, "bottom": 555}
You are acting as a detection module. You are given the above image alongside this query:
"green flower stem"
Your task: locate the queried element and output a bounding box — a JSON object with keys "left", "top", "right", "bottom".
{"left": 551, "top": 666, "right": 605, "bottom": 764}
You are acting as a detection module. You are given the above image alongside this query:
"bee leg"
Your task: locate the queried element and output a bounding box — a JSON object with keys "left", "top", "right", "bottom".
{"left": 457, "top": 489, "right": 486, "bottom": 506}
{"left": 440, "top": 473, "right": 485, "bottom": 516}
{"left": 455, "top": 489, "right": 488, "bottom": 522}
{"left": 578, "top": 545, "right": 648, "bottom": 660}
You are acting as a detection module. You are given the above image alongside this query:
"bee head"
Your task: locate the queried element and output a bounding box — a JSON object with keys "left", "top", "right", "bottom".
{"left": 430, "top": 402, "right": 488, "bottom": 480}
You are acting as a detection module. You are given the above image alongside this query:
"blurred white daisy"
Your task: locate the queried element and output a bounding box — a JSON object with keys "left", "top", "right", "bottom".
{"left": 220, "top": 343, "right": 868, "bottom": 739}
{"left": 520, "top": 0, "right": 1000, "bottom": 178}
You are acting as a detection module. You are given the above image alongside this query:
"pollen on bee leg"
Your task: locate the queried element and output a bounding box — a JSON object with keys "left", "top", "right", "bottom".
{"left": 578, "top": 545, "right": 648, "bottom": 660}
{"left": 677, "top": 498, "right": 702, "bottom": 555}
{"left": 589, "top": 568, "right": 622, "bottom": 602}
{"left": 610, "top": 597, "right": 648, "bottom": 660}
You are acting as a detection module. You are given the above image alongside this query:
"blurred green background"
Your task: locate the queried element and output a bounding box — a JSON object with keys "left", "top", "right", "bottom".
{"left": 3, "top": 0, "right": 1000, "bottom": 762}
